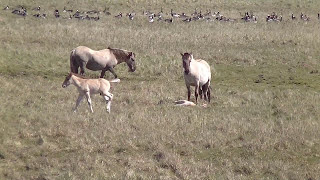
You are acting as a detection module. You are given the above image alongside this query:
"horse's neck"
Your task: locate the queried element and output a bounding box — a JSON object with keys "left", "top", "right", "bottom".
{"left": 109, "top": 49, "right": 127, "bottom": 64}
{"left": 71, "top": 76, "right": 83, "bottom": 88}
{"left": 189, "top": 59, "right": 200, "bottom": 73}
{"left": 115, "top": 55, "right": 126, "bottom": 64}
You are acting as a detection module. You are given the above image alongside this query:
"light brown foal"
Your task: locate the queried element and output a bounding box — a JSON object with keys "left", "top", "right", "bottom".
{"left": 62, "top": 73, "right": 118, "bottom": 113}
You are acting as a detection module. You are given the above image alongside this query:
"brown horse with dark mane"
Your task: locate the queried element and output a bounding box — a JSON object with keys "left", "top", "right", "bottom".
{"left": 70, "top": 46, "right": 136, "bottom": 78}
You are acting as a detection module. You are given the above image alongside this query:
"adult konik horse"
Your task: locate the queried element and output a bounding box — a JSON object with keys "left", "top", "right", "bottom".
{"left": 70, "top": 46, "right": 136, "bottom": 78}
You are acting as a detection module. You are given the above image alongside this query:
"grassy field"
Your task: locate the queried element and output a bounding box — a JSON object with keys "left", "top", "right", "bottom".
{"left": 0, "top": 0, "right": 320, "bottom": 179}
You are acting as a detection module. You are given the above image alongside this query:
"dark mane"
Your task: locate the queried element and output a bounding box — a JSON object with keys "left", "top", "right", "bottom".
{"left": 107, "top": 47, "right": 130, "bottom": 61}
{"left": 70, "top": 72, "right": 89, "bottom": 79}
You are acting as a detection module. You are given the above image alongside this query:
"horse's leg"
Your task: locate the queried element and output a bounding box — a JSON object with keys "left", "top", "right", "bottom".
{"left": 186, "top": 85, "right": 191, "bottom": 101}
{"left": 100, "top": 69, "right": 107, "bottom": 78}
{"left": 195, "top": 83, "right": 199, "bottom": 104}
{"left": 199, "top": 86, "right": 203, "bottom": 99}
{"left": 79, "top": 63, "right": 85, "bottom": 76}
{"left": 85, "top": 92, "right": 93, "bottom": 113}
{"left": 73, "top": 94, "right": 84, "bottom": 112}
{"left": 207, "top": 86, "right": 211, "bottom": 103}
{"left": 202, "top": 83, "right": 209, "bottom": 102}
{"left": 108, "top": 67, "right": 118, "bottom": 79}
{"left": 103, "top": 92, "right": 113, "bottom": 113}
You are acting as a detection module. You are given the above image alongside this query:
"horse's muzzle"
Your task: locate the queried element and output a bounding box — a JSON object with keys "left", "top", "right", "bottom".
{"left": 129, "top": 67, "right": 136, "bottom": 72}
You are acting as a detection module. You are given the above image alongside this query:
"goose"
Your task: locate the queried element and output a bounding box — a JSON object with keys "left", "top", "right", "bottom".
{"left": 63, "top": 7, "right": 73, "bottom": 13}
{"left": 33, "top": 13, "right": 41, "bottom": 17}
{"left": 115, "top": 12, "right": 122, "bottom": 18}
{"left": 191, "top": 8, "right": 198, "bottom": 16}
{"left": 182, "top": 17, "right": 192, "bottom": 22}
{"left": 148, "top": 15, "right": 154, "bottom": 23}
{"left": 54, "top": 9, "right": 60, "bottom": 18}
{"left": 179, "top": 13, "right": 188, "bottom": 18}
{"left": 3, "top": 5, "right": 9, "bottom": 10}
{"left": 12, "top": 9, "right": 20, "bottom": 14}
{"left": 92, "top": 16, "right": 100, "bottom": 21}
{"left": 164, "top": 18, "right": 173, "bottom": 23}
{"left": 171, "top": 9, "right": 180, "bottom": 18}
{"left": 73, "top": 10, "right": 80, "bottom": 17}
{"left": 32, "top": 6, "right": 40, "bottom": 11}
{"left": 103, "top": 7, "right": 111, "bottom": 15}
{"left": 127, "top": 13, "right": 134, "bottom": 20}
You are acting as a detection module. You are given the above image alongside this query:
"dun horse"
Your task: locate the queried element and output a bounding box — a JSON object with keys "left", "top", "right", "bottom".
{"left": 70, "top": 46, "right": 136, "bottom": 78}
{"left": 181, "top": 52, "right": 211, "bottom": 103}
{"left": 62, "top": 73, "right": 119, "bottom": 113}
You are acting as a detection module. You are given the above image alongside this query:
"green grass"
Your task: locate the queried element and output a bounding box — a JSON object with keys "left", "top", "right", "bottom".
{"left": 0, "top": 0, "right": 320, "bottom": 179}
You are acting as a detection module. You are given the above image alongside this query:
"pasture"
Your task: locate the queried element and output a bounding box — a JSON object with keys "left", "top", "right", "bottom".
{"left": 0, "top": 0, "right": 320, "bottom": 179}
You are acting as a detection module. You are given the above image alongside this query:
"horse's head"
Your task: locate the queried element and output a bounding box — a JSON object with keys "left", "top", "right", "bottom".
{"left": 62, "top": 73, "right": 73, "bottom": 88}
{"left": 181, "top": 52, "right": 193, "bottom": 74}
{"left": 126, "top": 52, "right": 136, "bottom": 72}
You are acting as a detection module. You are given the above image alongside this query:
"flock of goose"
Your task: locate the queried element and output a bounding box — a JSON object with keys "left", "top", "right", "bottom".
{"left": 2, "top": 5, "right": 319, "bottom": 23}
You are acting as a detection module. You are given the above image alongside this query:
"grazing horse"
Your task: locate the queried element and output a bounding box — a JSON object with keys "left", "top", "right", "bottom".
{"left": 70, "top": 46, "right": 136, "bottom": 79}
{"left": 181, "top": 52, "right": 211, "bottom": 103}
{"left": 62, "top": 73, "right": 119, "bottom": 113}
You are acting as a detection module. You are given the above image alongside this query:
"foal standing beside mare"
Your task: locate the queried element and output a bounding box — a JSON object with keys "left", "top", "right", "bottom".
{"left": 70, "top": 46, "right": 136, "bottom": 79}
{"left": 181, "top": 52, "right": 211, "bottom": 104}
{"left": 62, "top": 73, "right": 119, "bottom": 113}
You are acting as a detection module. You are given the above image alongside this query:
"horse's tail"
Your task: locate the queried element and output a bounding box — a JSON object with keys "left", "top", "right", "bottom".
{"left": 109, "top": 78, "right": 120, "bottom": 83}
{"left": 70, "top": 49, "right": 76, "bottom": 73}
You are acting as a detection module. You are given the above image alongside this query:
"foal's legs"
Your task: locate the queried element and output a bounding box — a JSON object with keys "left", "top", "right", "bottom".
{"left": 103, "top": 92, "right": 113, "bottom": 113}
{"left": 73, "top": 93, "right": 84, "bottom": 112}
{"left": 85, "top": 92, "right": 93, "bottom": 113}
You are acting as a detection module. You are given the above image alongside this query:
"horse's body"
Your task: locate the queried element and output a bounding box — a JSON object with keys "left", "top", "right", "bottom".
{"left": 181, "top": 53, "right": 211, "bottom": 103}
{"left": 62, "top": 73, "right": 119, "bottom": 113}
{"left": 70, "top": 46, "right": 136, "bottom": 78}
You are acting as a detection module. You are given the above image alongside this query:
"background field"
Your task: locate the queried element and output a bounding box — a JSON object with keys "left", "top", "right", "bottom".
{"left": 0, "top": 0, "right": 320, "bottom": 179}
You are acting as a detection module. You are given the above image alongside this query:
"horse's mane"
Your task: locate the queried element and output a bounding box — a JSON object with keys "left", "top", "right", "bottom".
{"left": 107, "top": 47, "right": 130, "bottom": 61}
{"left": 70, "top": 72, "right": 89, "bottom": 79}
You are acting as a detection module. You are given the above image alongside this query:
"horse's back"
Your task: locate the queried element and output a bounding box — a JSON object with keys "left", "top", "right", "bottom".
{"left": 99, "top": 78, "right": 111, "bottom": 92}
{"left": 72, "top": 46, "right": 114, "bottom": 70}
{"left": 72, "top": 46, "right": 94, "bottom": 61}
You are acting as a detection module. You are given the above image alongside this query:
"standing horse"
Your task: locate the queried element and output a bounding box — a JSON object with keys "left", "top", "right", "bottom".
{"left": 181, "top": 52, "right": 211, "bottom": 103}
{"left": 70, "top": 46, "right": 136, "bottom": 78}
{"left": 62, "top": 73, "right": 119, "bottom": 113}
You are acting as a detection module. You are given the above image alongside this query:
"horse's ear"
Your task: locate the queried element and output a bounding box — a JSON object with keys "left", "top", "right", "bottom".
{"left": 180, "top": 53, "right": 184, "bottom": 56}
{"left": 128, "top": 52, "right": 133, "bottom": 57}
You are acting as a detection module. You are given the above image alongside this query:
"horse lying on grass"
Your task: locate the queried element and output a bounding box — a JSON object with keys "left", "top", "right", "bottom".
{"left": 62, "top": 73, "right": 120, "bottom": 113}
